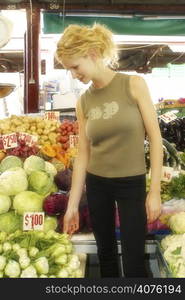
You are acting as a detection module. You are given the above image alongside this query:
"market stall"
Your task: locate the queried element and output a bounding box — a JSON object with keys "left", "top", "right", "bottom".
{"left": 0, "top": 0, "right": 185, "bottom": 279}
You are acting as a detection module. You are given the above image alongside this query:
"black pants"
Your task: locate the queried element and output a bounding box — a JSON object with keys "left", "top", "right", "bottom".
{"left": 85, "top": 172, "right": 148, "bottom": 278}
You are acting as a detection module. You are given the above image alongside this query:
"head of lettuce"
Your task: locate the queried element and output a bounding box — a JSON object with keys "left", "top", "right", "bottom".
{"left": 0, "top": 167, "right": 28, "bottom": 196}
{"left": 13, "top": 191, "right": 44, "bottom": 215}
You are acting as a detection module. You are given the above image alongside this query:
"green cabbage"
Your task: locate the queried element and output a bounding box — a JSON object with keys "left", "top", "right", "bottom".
{"left": 0, "top": 156, "right": 23, "bottom": 173}
{"left": 0, "top": 194, "right": 11, "bottom": 214}
{"left": 43, "top": 216, "right": 58, "bottom": 232}
{"left": 45, "top": 161, "right": 57, "bottom": 177}
{"left": 28, "top": 170, "right": 53, "bottom": 196}
{"left": 0, "top": 211, "right": 22, "bottom": 233}
{"left": 23, "top": 155, "right": 45, "bottom": 175}
{"left": 13, "top": 191, "right": 43, "bottom": 215}
{"left": 0, "top": 167, "right": 28, "bottom": 196}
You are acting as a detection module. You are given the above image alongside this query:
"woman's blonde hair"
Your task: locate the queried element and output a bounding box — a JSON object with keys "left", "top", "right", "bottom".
{"left": 56, "top": 23, "right": 118, "bottom": 68}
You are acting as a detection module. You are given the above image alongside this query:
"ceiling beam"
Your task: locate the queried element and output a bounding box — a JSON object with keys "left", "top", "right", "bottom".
{"left": 1, "top": 2, "right": 185, "bottom": 15}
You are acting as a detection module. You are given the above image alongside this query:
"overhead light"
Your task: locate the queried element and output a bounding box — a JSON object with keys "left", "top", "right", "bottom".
{"left": 142, "top": 16, "right": 185, "bottom": 20}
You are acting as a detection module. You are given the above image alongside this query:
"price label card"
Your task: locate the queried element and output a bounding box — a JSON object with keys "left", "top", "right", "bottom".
{"left": 69, "top": 135, "right": 79, "bottom": 148}
{"left": 23, "top": 212, "right": 45, "bottom": 231}
{"left": 44, "top": 111, "right": 60, "bottom": 121}
{"left": 161, "top": 166, "right": 174, "bottom": 182}
{"left": 158, "top": 111, "right": 177, "bottom": 124}
{"left": 1, "top": 133, "right": 18, "bottom": 149}
{"left": 148, "top": 166, "right": 174, "bottom": 182}
{"left": 18, "top": 132, "right": 38, "bottom": 146}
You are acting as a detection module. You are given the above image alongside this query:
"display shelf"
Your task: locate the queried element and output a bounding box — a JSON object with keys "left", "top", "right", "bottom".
{"left": 72, "top": 233, "right": 156, "bottom": 254}
{"left": 72, "top": 234, "right": 171, "bottom": 278}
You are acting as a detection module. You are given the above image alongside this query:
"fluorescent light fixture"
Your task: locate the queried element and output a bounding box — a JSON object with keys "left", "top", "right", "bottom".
{"left": 142, "top": 16, "right": 185, "bottom": 20}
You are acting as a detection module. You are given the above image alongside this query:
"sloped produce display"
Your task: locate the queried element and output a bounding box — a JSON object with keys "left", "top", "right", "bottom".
{"left": 0, "top": 230, "right": 83, "bottom": 278}
{"left": 160, "top": 212, "right": 185, "bottom": 278}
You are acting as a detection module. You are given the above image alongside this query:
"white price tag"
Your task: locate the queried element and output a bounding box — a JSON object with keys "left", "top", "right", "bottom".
{"left": 159, "top": 111, "right": 177, "bottom": 124}
{"left": 23, "top": 212, "right": 45, "bottom": 231}
{"left": 69, "top": 135, "right": 79, "bottom": 148}
{"left": 18, "top": 132, "right": 38, "bottom": 146}
{"left": 148, "top": 166, "right": 174, "bottom": 182}
{"left": 44, "top": 111, "right": 60, "bottom": 121}
{"left": 1, "top": 133, "right": 18, "bottom": 149}
{"left": 161, "top": 166, "right": 174, "bottom": 182}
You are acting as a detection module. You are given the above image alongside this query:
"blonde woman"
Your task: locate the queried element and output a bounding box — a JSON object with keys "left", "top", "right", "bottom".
{"left": 55, "top": 23, "right": 163, "bottom": 278}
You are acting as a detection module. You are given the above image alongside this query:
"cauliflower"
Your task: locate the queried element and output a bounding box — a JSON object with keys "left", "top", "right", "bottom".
{"left": 169, "top": 212, "right": 185, "bottom": 234}
{"left": 4, "top": 260, "right": 21, "bottom": 278}
{"left": 163, "top": 243, "right": 182, "bottom": 265}
{"left": 161, "top": 234, "right": 183, "bottom": 251}
{"left": 175, "top": 262, "right": 185, "bottom": 278}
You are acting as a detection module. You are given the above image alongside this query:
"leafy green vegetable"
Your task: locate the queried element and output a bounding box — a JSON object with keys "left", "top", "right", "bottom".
{"left": 0, "top": 194, "right": 11, "bottom": 214}
{"left": 45, "top": 161, "right": 57, "bottom": 177}
{"left": 0, "top": 230, "right": 82, "bottom": 278}
{"left": 43, "top": 216, "right": 58, "bottom": 232}
{"left": 0, "top": 156, "right": 23, "bottom": 173}
{"left": 28, "top": 170, "right": 53, "bottom": 196}
{"left": 0, "top": 211, "right": 22, "bottom": 233}
{"left": 23, "top": 155, "right": 45, "bottom": 175}
{"left": 168, "top": 174, "right": 185, "bottom": 199}
{"left": 0, "top": 167, "right": 28, "bottom": 196}
{"left": 13, "top": 191, "right": 43, "bottom": 215}
{"left": 168, "top": 212, "right": 185, "bottom": 234}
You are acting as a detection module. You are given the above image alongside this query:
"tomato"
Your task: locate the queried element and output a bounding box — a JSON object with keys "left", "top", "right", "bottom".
{"left": 60, "top": 136, "right": 68, "bottom": 143}
{"left": 61, "top": 130, "right": 67, "bottom": 136}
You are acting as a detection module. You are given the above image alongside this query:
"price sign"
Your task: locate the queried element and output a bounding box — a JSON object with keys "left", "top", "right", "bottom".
{"left": 161, "top": 166, "right": 174, "bottom": 182}
{"left": 18, "top": 132, "right": 38, "bottom": 146}
{"left": 69, "top": 135, "right": 79, "bottom": 148}
{"left": 23, "top": 212, "right": 45, "bottom": 231}
{"left": 148, "top": 166, "right": 174, "bottom": 182}
{"left": 1, "top": 133, "right": 18, "bottom": 149}
{"left": 44, "top": 111, "right": 60, "bottom": 121}
{"left": 159, "top": 111, "right": 177, "bottom": 124}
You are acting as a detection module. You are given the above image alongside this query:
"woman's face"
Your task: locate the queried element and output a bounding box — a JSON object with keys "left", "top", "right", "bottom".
{"left": 61, "top": 55, "right": 96, "bottom": 84}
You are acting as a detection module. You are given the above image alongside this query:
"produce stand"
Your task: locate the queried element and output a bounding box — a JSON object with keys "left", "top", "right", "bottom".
{"left": 71, "top": 233, "right": 172, "bottom": 278}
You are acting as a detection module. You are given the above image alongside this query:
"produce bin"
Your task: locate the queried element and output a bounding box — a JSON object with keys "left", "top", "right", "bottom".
{"left": 72, "top": 234, "right": 172, "bottom": 278}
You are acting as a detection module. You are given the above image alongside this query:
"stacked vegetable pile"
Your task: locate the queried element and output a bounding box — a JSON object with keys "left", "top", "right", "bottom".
{"left": 0, "top": 229, "right": 83, "bottom": 278}
{"left": 0, "top": 155, "right": 59, "bottom": 233}
{"left": 56, "top": 119, "right": 79, "bottom": 151}
{"left": 0, "top": 115, "right": 60, "bottom": 146}
{"left": 160, "top": 212, "right": 185, "bottom": 278}
{"left": 146, "top": 173, "right": 185, "bottom": 234}
{"left": 146, "top": 173, "right": 185, "bottom": 203}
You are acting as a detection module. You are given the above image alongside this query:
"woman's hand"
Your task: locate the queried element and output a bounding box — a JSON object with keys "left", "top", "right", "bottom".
{"left": 63, "top": 208, "right": 79, "bottom": 236}
{"left": 145, "top": 191, "right": 162, "bottom": 223}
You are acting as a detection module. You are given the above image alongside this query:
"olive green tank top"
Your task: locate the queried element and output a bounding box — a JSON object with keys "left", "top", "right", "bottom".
{"left": 80, "top": 72, "right": 146, "bottom": 178}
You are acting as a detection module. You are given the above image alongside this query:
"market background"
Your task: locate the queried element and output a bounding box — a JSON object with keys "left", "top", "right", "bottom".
{"left": 0, "top": 0, "right": 185, "bottom": 279}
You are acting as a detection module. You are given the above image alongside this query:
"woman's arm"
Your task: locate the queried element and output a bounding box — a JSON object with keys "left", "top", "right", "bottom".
{"left": 63, "top": 98, "right": 90, "bottom": 234}
{"left": 130, "top": 75, "right": 163, "bottom": 223}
